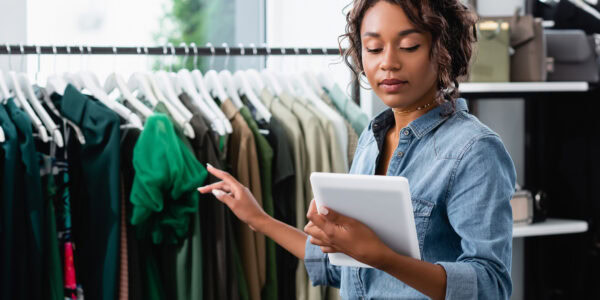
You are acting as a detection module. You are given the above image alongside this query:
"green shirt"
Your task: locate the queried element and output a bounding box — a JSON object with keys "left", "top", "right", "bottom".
{"left": 238, "top": 106, "right": 279, "bottom": 300}
{"left": 130, "top": 113, "right": 207, "bottom": 244}
{"left": 6, "top": 98, "right": 44, "bottom": 299}
{"left": 0, "top": 103, "right": 18, "bottom": 300}
{"left": 325, "top": 83, "right": 369, "bottom": 136}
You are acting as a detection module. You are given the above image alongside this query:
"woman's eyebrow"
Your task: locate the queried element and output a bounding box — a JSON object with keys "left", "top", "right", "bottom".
{"left": 362, "top": 29, "right": 421, "bottom": 38}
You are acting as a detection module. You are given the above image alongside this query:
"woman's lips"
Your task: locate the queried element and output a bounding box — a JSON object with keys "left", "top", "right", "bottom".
{"left": 379, "top": 79, "right": 408, "bottom": 93}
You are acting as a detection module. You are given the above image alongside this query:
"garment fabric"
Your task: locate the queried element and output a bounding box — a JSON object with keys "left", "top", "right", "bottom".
{"left": 260, "top": 89, "right": 302, "bottom": 300}
{"left": 51, "top": 85, "right": 121, "bottom": 300}
{"left": 0, "top": 103, "right": 18, "bottom": 300}
{"left": 278, "top": 91, "right": 328, "bottom": 300}
{"left": 221, "top": 99, "right": 265, "bottom": 300}
{"left": 300, "top": 95, "right": 348, "bottom": 173}
{"left": 40, "top": 162, "right": 65, "bottom": 300}
{"left": 304, "top": 98, "right": 516, "bottom": 299}
{"left": 37, "top": 86, "right": 82, "bottom": 299}
{"left": 180, "top": 92, "right": 240, "bottom": 300}
{"left": 324, "top": 83, "right": 369, "bottom": 136}
{"left": 238, "top": 102, "right": 279, "bottom": 300}
{"left": 119, "top": 126, "right": 142, "bottom": 300}
{"left": 6, "top": 98, "right": 44, "bottom": 300}
{"left": 320, "top": 91, "right": 358, "bottom": 168}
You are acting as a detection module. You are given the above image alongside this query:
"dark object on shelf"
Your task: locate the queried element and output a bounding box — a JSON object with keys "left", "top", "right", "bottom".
{"left": 532, "top": 190, "right": 548, "bottom": 223}
{"left": 529, "top": 0, "right": 600, "bottom": 34}
{"left": 553, "top": 0, "right": 600, "bottom": 34}
{"left": 545, "top": 29, "right": 599, "bottom": 82}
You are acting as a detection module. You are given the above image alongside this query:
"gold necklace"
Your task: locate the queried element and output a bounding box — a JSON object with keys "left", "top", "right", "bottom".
{"left": 392, "top": 99, "right": 437, "bottom": 114}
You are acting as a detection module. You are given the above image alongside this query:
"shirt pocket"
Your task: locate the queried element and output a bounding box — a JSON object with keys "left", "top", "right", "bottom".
{"left": 412, "top": 198, "right": 435, "bottom": 256}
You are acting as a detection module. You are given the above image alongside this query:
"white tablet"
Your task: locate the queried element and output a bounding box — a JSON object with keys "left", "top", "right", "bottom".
{"left": 310, "top": 172, "right": 421, "bottom": 268}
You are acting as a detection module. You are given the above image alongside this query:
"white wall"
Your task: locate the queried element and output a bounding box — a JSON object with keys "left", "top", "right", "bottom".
{"left": 266, "top": 0, "right": 353, "bottom": 93}
{"left": 25, "top": 0, "right": 167, "bottom": 83}
{"left": 0, "top": 0, "right": 27, "bottom": 71}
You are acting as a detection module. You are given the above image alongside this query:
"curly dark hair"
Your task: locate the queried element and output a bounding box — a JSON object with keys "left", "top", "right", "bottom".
{"left": 339, "top": 0, "right": 478, "bottom": 106}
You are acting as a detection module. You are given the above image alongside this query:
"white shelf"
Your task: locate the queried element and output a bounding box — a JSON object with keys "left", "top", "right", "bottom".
{"left": 513, "top": 218, "right": 588, "bottom": 238}
{"left": 460, "top": 82, "right": 589, "bottom": 93}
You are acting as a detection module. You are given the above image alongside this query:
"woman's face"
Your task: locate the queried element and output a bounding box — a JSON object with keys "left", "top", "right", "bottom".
{"left": 360, "top": 1, "right": 438, "bottom": 109}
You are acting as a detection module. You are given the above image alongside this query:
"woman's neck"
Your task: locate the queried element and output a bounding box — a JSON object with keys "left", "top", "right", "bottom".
{"left": 391, "top": 90, "right": 438, "bottom": 136}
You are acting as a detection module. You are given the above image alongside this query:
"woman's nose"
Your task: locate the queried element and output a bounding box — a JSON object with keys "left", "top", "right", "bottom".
{"left": 380, "top": 48, "right": 402, "bottom": 71}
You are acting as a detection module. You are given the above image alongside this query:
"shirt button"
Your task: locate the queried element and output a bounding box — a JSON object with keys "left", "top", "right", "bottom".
{"left": 398, "top": 151, "right": 404, "bottom": 157}
{"left": 403, "top": 130, "right": 410, "bottom": 136}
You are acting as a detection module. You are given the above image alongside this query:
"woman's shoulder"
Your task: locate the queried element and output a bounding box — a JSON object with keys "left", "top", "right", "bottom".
{"left": 434, "top": 103, "right": 507, "bottom": 161}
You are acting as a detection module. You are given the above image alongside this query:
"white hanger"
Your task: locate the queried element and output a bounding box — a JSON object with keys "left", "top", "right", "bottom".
{"left": 127, "top": 47, "right": 159, "bottom": 109}
{"left": 60, "top": 46, "right": 82, "bottom": 90}
{"left": 190, "top": 43, "right": 231, "bottom": 134}
{"left": 175, "top": 43, "right": 227, "bottom": 135}
{"left": 77, "top": 68, "right": 143, "bottom": 129}
{"left": 147, "top": 71, "right": 195, "bottom": 139}
{"left": 127, "top": 72, "right": 158, "bottom": 107}
{"left": 260, "top": 69, "right": 283, "bottom": 97}
{"left": 4, "top": 45, "right": 50, "bottom": 142}
{"left": 245, "top": 69, "right": 266, "bottom": 96}
{"left": 234, "top": 69, "right": 272, "bottom": 122}
{"left": 218, "top": 70, "right": 245, "bottom": 108}
{"left": 0, "top": 70, "right": 7, "bottom": 142}
{"left": 104, "top": 46, "right": 153, "bottom": 120}
{"left": 45, "top": 45, "right": 68, "bottom": 96}
{"left": 18, "top": 71, "right": 64, "bottom": 147}
{"left": 105, "top": 73, "right": 153, "bottom": 119}
{"left": 303, "top": 70, "right": 324, "bottom": 95}
{"left": 0, "top": 70, "right": 11, "bottom": 100}
{"left": 36, "top": 45, "right": 86, "bottom": 145}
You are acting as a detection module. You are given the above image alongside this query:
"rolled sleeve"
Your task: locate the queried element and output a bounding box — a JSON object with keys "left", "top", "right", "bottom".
{"left": 303, "top": 237, "right": 342, "bottom": 288}
{"left": 436, "top": 261, "right": 477, "bottom": 300}
{"left": 441, "top": 135, "right": 516, "bottom": 300}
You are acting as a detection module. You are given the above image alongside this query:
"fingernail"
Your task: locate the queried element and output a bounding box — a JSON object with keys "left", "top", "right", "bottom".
{"left": 197, "top": 187, "right": 204, "bottom": 193}
{"left": 212, "top": 189, "right": 225, "bottom": 197}
{"left": 320, "top": 206, "right": 329, "bottom": 215}
{"left": 207, "top": 163, "right": 214, "bottom": 169}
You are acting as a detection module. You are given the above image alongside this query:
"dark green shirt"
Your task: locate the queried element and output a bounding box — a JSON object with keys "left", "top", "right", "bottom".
{"left": 53, "top": 85, "right": 121, "bottom": 300}
{"left": 0, "top": 103, "right": 18, "bottom": 300}
{"left": 6, "top": 98, "right": 44, "bottom": 300}
{"left": 238, "top": 106, "right": 278, "bottom": 300}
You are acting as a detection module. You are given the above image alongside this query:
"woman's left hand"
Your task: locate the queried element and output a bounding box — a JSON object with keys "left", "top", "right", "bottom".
{"left": 304, "top": 199, "right": 391, "bottom": 269}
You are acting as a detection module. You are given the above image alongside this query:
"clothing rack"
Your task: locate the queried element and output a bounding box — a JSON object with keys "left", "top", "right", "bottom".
{"left": 0, "top": 44, "right": 342, "bottom": 56}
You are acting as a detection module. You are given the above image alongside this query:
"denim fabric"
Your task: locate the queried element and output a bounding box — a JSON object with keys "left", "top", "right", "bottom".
{"left": 304, "top": 98, "right": 516, "bottom": 299}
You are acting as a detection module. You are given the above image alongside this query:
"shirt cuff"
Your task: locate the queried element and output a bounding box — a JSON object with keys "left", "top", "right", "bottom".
{"left": 436, "top": 261, "right": 477, "bottom": 300}
{"left": 303, "top": 236, "right": 329, "bottom": 286}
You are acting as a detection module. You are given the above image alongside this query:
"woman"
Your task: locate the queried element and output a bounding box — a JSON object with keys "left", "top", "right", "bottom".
{"left": 199, "top": 0, "right": 516, "bottom": 299}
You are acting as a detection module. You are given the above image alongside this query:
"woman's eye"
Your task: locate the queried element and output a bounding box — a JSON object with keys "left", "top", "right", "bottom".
{"left": 401, "top": 45, "right": 421, "bottom": 52}
{"left": 366, "top": 48, "right": 382, "bottom": 54}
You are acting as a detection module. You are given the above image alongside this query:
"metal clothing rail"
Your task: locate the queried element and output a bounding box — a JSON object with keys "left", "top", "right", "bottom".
{"left": 0, "top": 44, "right": 342, "bottom": 56}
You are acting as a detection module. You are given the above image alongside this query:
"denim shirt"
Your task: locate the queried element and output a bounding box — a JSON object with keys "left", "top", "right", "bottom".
{"left": 304, "top": 99, "right": 516, "bottom": 299}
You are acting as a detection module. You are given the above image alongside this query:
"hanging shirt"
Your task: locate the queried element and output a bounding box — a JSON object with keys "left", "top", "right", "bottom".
{"left": 277, "top": 91, "right": 327, "bottom": 300}
{"left": 319, "top": 91, "right": 358, "bottom": 169}
{"left": 304, "top": 99, "right": 516, "bottom": 299}
{"left": 220, "top": 99, "right": 264, "bottom": 300}
{"left": 51, "top": 84, "right": 121, "bottom": 300}
{"left": 0, "top": 103, "right": 19, "bottom": 300}
{"left": 130, "top": 113, "right": 207, "bottom": 244}
{"left": 179, "top": 92, "right": 240, "bottom": 300}
{"left": 5, "top": 98, "right": 45, "bottom": 300}
{"left": 237, "top": 101, "right": 278, "bottom": 300}
{"left": 324, "top": 83, "right": 369, "bottom": 136}
{"left": 258, "top": 88, "right": 299, "bottom": 300}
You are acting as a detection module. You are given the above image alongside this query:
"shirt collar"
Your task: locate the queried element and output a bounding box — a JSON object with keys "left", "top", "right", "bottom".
{"left": 371, "top": 98, "right": 468, "bottom": 139}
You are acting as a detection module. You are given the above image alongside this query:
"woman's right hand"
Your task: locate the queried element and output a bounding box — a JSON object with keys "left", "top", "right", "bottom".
{"left": 197, "top": 163, "right": 268, "bottom": 231}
